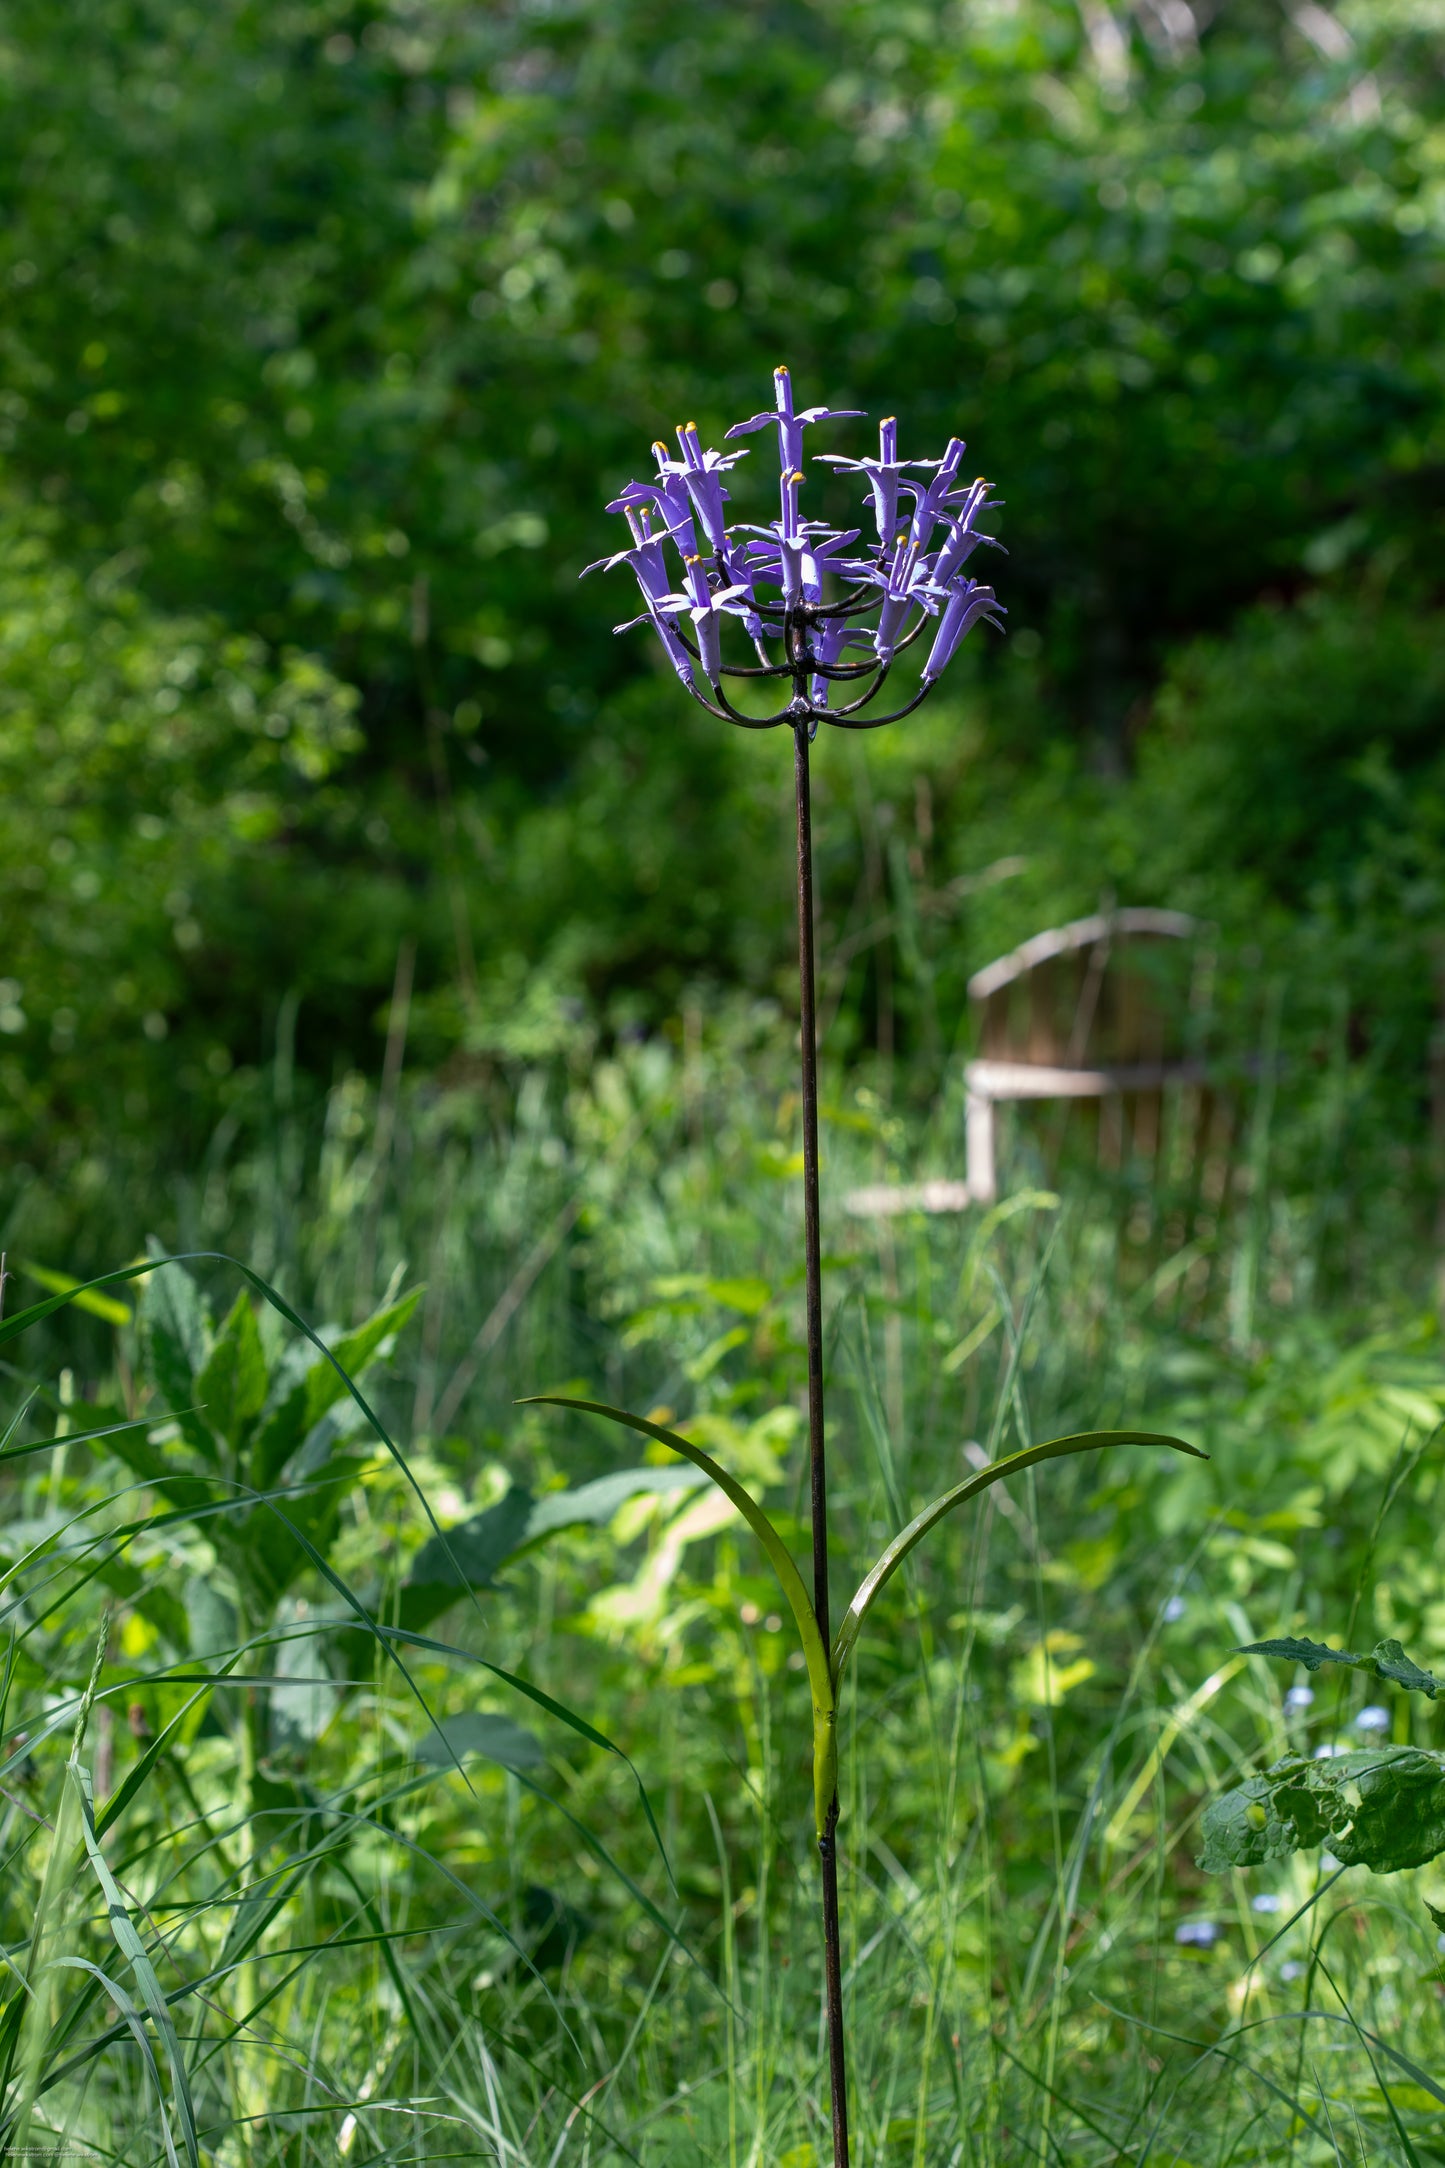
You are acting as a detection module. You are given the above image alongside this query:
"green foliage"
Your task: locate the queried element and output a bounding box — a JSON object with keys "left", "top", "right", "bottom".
{"left": 4, "top": 0, "right": 1445, "bottom": 1214}
{"left": 10, "top": 1072, "right": 1445, "bottom": 2158}
{"left": 1241, "top": 1633, "right": 1444, "bottom": 1699}
{"left": 1199, "top": 1747, "right": 1445, "bottom": 1876}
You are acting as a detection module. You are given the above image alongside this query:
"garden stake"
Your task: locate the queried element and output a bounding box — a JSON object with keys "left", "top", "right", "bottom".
{"left": 793, "top": 714, "right": 849, "bottom": 2167}
{"left": 547, "top": 367, "right": 1206, "bottom": 2168}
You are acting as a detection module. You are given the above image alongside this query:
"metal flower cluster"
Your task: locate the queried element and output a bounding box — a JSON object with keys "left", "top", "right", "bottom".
{"left": 584, "top": 365, "right": 1005, "bottom": 736}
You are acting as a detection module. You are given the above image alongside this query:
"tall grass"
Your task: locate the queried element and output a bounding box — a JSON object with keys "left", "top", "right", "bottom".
{"left": 4, "top": 1007, "right": 1445, "bottom": 2163}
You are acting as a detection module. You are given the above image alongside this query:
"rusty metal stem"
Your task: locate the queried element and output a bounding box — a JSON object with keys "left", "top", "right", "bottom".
{"left": 793, "top": 718, "right": 850, "bottom": 2168}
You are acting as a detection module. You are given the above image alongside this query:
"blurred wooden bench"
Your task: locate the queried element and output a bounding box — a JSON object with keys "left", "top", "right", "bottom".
{"left": 847, "top": 908, "right": 1215, "bottom": 1213}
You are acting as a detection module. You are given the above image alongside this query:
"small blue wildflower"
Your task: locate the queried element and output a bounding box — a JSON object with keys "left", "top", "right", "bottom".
{"left": 1314, "top": 1742, "right": 1349, "bottom": 1760}
{"left": 1280, "top": 1959, "right": 1305, "bottom": 1982}
{"left": 1175, "top": 1919, "right": 1220, "bottom": 1948}
{"left": 1284, "top": 1685, "right": 1314, "bottom": 1713}
{"left": 1354, "top": 1704, "right": 1391, "bottom": 1735}
{"left": 1162, "top": 1595, "right": 1186, "bottom": 1623}
{"left": 1251, "top": 1893, "right": 1283, "bottom": 1914}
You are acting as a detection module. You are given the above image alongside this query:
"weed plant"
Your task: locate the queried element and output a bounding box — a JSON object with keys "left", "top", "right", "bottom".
{"left": 5, "top": 1019, "right": 1445, "bottom": 2163}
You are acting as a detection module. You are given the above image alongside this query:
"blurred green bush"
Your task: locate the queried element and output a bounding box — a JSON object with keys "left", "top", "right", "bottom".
{"left": 1, "top": 0, "right": 1443, "bottom": 1262}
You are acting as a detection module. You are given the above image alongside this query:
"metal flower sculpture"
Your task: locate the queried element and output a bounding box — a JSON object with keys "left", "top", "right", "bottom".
{"left": 542, "top": 372, "right": 1199, "bottom": 2168}
{"left": 586, "top": 364, "right": 1005, "bottom": 728}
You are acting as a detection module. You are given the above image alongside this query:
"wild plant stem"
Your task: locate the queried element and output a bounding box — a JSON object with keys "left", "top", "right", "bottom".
{"left": 793, "top": 720, "right": 850, "bottom": 2168}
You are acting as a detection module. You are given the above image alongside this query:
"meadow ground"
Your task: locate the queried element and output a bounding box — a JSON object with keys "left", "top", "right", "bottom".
{"left": 6, "top": 1019, "right": 1445, "bottom": 2165}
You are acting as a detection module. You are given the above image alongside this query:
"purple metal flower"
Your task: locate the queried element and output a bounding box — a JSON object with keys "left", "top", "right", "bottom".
{"left": 585, "top": 369, "right": 1004, "bottom": 724}
{"left": 922, "top": 578, "right": 1007, "bottom": 681}
{"left": 724, "top": 364, "right": 864, "bottom": 495}
{"left": 671, "top": 421, "right": 749, "bottom": 554}
{"left": 814, "top": 417, "right": 928, "bottom": 546}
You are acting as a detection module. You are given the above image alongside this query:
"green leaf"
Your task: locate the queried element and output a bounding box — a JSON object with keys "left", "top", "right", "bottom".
{"left": 522, "top": 1464, "right": 705, "bottom": 1540}
{"left": 1240, "top": 1634, "right": 1443, "bottom": 1699}
{"left": 522, "top": 1395, "right": 837, "bottom": 1837}
{"left": 70, "top": 1759, "right": 201, "bottom": 2168}
{"left": 399, "top": 1484, "right": 537, "bottom": 1638}
{"left": 1199, "top": 1748, "right": 1445, "bottom": 1875}
{"left": 85, "top": 1552, "right": 191, "bottom": 1655}
{"left": 387, "top": 1466, "right": 704, "bottom": 1649}
{"left": 233, "top": 1456, "right": 370, "bottom": 1609}
{"left": 19, "top": 1262, "right": 132, "bottom": 1327}
{"left": 833, "top": 1428, "right": 1203, "bottom": 1688}
{"left": 36, "top": 1398, "right": 218, "bottom": 1517}
{"left": 191, "top": 1292, "right": 268, "bottom": 1455}
{"left": 416, "top": 1711, "right": 547, "bottom": 1770}
{"left": 250, "top": 1289, "right": 420, "bottom": 1488}
{"left": 139, "top": 1251, "right": 218, "bottom": 1465}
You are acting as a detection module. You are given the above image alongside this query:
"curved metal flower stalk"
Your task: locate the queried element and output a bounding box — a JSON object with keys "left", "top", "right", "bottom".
{"left": 569, "top": 368, "right": 1201, "bottom": 2168}
{"left": 523, "top": 1397, "right": 1203, "bottom": 1847}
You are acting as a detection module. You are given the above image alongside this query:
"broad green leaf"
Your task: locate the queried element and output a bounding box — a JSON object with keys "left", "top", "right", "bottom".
{"left": 523, "top": 1464, "right": 704, "bottom": 1539}
{"left": 400, "top": 1484, "right": 538, "bottom": 1636}
{"left": 269, "top": 1610, "right": 340, "bottom": 1750}
{"left": 416, "top": 1711, "right": 547, "bottom": 1769}
{"left": 388, "top": 1468, "right": 705, "bottom": 1648}
{"left": 191, "top": 1292, "right": 268, "bottom": 1455}
{"left": 250, "top": 1288, "right": 420, "bottom": 1488}
{"left": 833, "top": 1429, "right": 1202, "bottom": 1688}
{"left": 140, "top": 1251, "right": 218, "bottom": 1465}
{"left": 184, "top": 1577, "right": 238, "bottom": 1661}
{"left": 231, "top": 1455, "right": 371, "bottom": 1609}
{"left": 0, "top": 1259, "right": 170, "bottom": 1349}
{"left": 522, "top": 1394, "right": 837, "bottom": 1837}
{"left": 1199, "top": 1748, "right": 1445, "bottom": 1875}
{"left": 70, "top": 1404, "right": 217, "bottom": 1518}
{"left": 1240, "top": 1634, "right": 1442, "bottom": 1699}
{"left": 85, "top": 1553, "right": 190, "bottom": 1655}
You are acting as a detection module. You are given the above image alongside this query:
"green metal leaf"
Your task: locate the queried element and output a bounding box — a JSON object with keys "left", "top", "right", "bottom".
{"left": 833, "top": 1428, "right": 1203, "bottom": 1688}
{"left": 522, "top": 1395, "right": 837, "bottom": 1835}
{"left": 1199, "top": 1748, "right": 1445, "bottom": 1875}
{"left": 1240, "top": 1634, "right": 1442, "bottom": 1699}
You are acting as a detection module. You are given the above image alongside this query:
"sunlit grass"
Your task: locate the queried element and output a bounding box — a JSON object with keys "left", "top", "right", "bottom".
{"left": 4, "top": 1018, "right": 1445, "bottom": 2163}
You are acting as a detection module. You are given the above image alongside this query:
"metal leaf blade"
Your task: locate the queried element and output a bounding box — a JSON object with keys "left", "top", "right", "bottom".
{"left": 833, "top": 1428, "right": 1202, "bottom": 1687}
{"left": 521, "top": 1395, "right": 838, "bottom": 1831}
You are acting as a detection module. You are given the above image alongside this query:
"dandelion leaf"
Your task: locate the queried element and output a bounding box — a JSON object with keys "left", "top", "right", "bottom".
{"left": 1240, "top": 1634, "right": 1442, "bottom": 1698}
{"left": 1200, "top": 1748, "right": 1445, "bottom": 1875}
